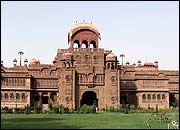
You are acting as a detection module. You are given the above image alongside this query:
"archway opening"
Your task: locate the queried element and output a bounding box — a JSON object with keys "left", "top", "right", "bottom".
{"left": 80, "top": 91, "right": 98, "bottom": 107}
{"left": 169, "top": 94, "right": 178, "bottom": 107}
{"left": 82, "top": 40, "right": 88, "bottom": 48}
{"left": 73, "top": 40, "right": 80, "bottom": 48}
{"left": 90, "top": 40, "right": 96, "bottom": 48}
{"left": 42, "top": 92, "right": 48, "bottom": 104}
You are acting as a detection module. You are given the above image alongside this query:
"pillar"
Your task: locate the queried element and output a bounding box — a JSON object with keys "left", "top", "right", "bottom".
{"left": 39, "top": 92, "right": 42, "bottom": 105}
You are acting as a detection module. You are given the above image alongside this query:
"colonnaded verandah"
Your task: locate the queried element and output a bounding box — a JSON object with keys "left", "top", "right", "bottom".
{"left": 1, "top": 22, "right": 179, "bottom": 110}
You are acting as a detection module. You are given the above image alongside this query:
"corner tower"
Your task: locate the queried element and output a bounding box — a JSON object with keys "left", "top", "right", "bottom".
{"left": 68, "top": 22, "right": 101, "bottom": 48}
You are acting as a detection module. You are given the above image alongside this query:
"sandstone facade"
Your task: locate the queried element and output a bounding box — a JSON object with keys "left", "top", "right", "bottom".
{"left": 1, "top": 22, "right": 179, "bottom": 110}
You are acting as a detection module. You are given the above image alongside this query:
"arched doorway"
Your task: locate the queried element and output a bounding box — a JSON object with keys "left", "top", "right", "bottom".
{"left": 80, "top": 91, "right": 98, "bottom": 107}
{"left": 42, "top": 92, "right": 48, "bottom": 104}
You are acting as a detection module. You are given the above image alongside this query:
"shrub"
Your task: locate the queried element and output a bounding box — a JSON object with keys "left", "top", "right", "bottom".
{"left": 105, "top": 105, "right": 109, "bottom": 112}
{"left": 34, "top": 104, "right": 43, "bottom": 114}
{"left": 43, "top": 109, "right": 49, "bottom": 114}
{"left": 48, "top": 102, "right": 52, "bottom": 111}
{"left": 59, "top": 104, "right": 64, "bottom": 114}
{"left": 25, "top": 104, "right": 31, "bottom": 114}
{"left": 129, "top": 104, "right": 136, "bottom": 110}
{"left": 14, "top": 108, "right": 20, "bottom": 114}
{"left": 81, "top": 104, "right": 96, "bottom": 114}
{"left": 109, "top": 106, "right": 116, "bottom": 112}
{"left": 64, "top": 107, "right": 70, "bottom": 114}
{"left": 1, "top": 107, "right": 13, "bottom": 113}
{"left": 52, "top": 105, "right": 60, "bottom": 114}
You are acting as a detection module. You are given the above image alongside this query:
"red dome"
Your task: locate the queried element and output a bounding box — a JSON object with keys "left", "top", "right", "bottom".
{"left": 29, "top": 58, "right": 40, "bottom": 65}
{"left": 144, "top": 62, "right": 153, "bottom": 65}
{"left": 106, "top": 53, "right": 117, "bottom": 60}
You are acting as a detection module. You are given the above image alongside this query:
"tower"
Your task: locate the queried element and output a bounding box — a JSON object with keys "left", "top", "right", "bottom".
{"left": 68, "top": 22, "right": 101, "bottom": 48}
{"left": 56, "top": 21, "right": 119, "bottom": 110}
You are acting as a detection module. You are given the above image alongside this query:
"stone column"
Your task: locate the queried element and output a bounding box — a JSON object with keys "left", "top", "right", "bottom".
{"left": 136, "top": 93, "right": 140, "bottom": 107}
{"left": 117, "top": 70, "right": 120, "bottom": 104}
{"left": 39, "top": 92, "right": 42, "bottom": 105}
{"left": 48, "top": 93, "right": 51, "bottom": 104}
{"left": 72, "top": 69, "right": 75, "bottom": 109}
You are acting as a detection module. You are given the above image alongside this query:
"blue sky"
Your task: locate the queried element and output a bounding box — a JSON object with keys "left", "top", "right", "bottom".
{"left": 1, "top": 1, "right": 179, "bottom": 70}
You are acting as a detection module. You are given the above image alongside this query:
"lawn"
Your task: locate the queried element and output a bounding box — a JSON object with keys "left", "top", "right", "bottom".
{"left": 1, "top": 112, "right": 179, "bottom": 129}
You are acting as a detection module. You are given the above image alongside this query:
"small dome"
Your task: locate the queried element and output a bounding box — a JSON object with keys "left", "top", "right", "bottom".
{"left": 154, "top": 60, "right": 158, "bottom": 64}
{"left": 13, "top": 58, "right": 17, "bottom": 62}
{"left": 106, "top": 53, "right": 117, "bottom": 60}
{"left": 137, "top": 60, "right": 141, "bottom": 63}
{"left": 144, "top": 62, "right": 153, "bottom": 66}
{"left": 132, "top": 63, "right": 136, "bottom": 66}
{"left": 126, "top": 61, "right": 130, "bottom": 65}
{"left": 29, "top": 58, "right": 40, "bottom": 65}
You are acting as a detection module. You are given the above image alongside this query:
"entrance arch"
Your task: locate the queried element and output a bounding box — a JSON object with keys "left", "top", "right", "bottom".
{"left": 80, "top": 91, "right": 98, "bottom": 107}
{"left": 42, "top": 92, "right": 48, "bottom": 104}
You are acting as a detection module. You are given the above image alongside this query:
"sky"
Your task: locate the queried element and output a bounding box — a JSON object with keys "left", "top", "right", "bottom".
{"left": 1, "top": 1, "right": 179, "bottom": 70}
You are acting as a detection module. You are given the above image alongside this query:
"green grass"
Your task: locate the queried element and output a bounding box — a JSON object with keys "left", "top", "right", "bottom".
{"left": 1, "top": 112, "right": 179, "bottom": 129}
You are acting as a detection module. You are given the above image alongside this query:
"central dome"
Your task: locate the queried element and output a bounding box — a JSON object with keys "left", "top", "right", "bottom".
{"left": 68, "top": 21, "right": 101, "bottom": 49}
{"left": 70, "top": 22, "right": 98, "bottom": 34}
{"left": 68, "top": 22, "right": 100, "bottom": 42}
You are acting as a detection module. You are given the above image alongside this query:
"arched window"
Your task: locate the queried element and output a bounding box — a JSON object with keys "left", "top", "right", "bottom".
{"left": 5, "top": 93, "right": 8, "bottom": 101}
{"left": 152, "top": 94, "right": 156, "bottom": 101}
{"left": 107, "top": 63, "right": 110, "bottom": 69}
{"left": 84, "top": 55, "right": 89, "bottom": 63}
{"left": 10, "top": 93, "right": 14, "bottom": 101}
{"left": 90, "top": 40, "right": 96, "bottom": 48}
{"left": 16, "top": 93, "right": 20, "bottom": 101}
{"left": 66, "top": 62, "right": 71, "bottom": 68}
{"left": 111, "top": 76, "right": 116, "bottom": 86}
{"left": 142, "top": 94, "right": 146, "bottom": 102}
{"left": 93, "top": 55, "right": 98, "bottom": 64}
{"left": 76, "top": 55, "right": 81, "bottom": 64}
{"left": 157, "top": 94, "right": 161, "bottom": 101}
{"left": 22, "top": 93, "right": 26, "bottom": 102}
{"left": 147, "top": 94, "right": 151, "bottom": 101}
{"left": 82, "top": 40, "right": 88, "bottom": 48}
{"left": 73, "top": 40, "right": 80, "bottom": 48}
{"left": 66, "top": 75, "right": 71, "bottom": 82}
{"left": 111, "top": 63, "right": 115, "bottom": 70}
{"left": 162, "top": 94, "right": 166, "bottom": 100}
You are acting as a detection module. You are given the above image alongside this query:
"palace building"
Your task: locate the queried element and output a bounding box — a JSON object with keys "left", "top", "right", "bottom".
{"left": 1, "top": 22, "right": 179, "bottom": 110}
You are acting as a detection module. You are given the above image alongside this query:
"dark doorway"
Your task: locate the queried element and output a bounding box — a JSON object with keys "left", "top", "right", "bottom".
{"left": 42, "top": 96, "right": 48, "bottom": 104}
{"left": 80, "top": 91, "right": 98, "bottom": 107}
{"left": 169, "top": 94, "right": 178, "bottom": 107}
{"left": 120, "top": 94, "right": 127, "bottom": 104}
